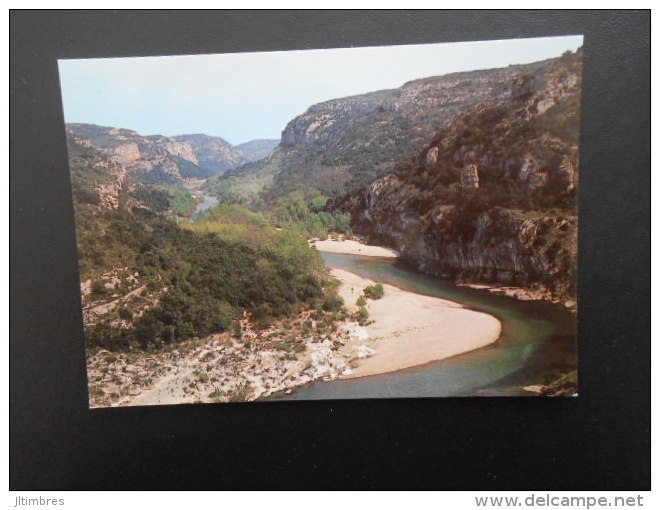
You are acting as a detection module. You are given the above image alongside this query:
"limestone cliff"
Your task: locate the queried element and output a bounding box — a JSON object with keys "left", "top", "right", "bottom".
{"left": 345, "top": 50, "right": 582, "bottom": 303}
{"left": 173, "top": 134, "right": 246, "bottom": 175}
{"left": 67, "top": 133, "right": 137, "bottom": 211}
{"left": 223, "top": 56, "right": 566, "bottom": 203}
{"left": 66, "top": 124, "right": 248, "bottom": 181}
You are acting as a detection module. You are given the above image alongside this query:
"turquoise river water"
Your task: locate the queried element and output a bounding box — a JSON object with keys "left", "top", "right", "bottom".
{"left": 275, "top": 252, "right": 577, "bottom": 400}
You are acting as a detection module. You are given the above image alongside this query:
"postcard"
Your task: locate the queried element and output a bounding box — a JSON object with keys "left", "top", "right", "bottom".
{"left": 58, "top": 35, "right": 582, "bottom": 407}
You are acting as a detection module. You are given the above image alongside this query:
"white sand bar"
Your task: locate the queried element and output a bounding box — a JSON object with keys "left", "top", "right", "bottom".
{"left": 311, "top": 239, "right": 399, "bottom": 257}
{"left": 330, "top": 268, "right": 502, "bottom": 379}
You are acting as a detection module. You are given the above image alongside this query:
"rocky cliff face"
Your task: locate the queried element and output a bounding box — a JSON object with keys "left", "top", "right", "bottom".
{"left": 66, "top": 133, "right": 138, "bottom": 211}
{"left": 354, "top": 183, "right": 577, "bottom": 302}
{"left": 66, "top": 132, "right": 198, "bottom": 219}
{"left": 66, "top": 124, "right": 256, "bottom": 182}
{"left": 173, "top": 134, "right": 246, "bottom": 176}
{"left": 227, "top": 57, "right": 562, "bottom": 203}
{"left": 346, "top": 50, "right": 582, "bottom": 303}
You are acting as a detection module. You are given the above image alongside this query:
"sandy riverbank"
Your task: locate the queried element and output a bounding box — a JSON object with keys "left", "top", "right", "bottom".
{"left": 88, "top": 240, "right": 502, "bottom": 406}
{"left": 310, "top": 239, "right": 399, "bottom": 258}
{"left": 331, "top": 268, "right": 502, "bottom": 379}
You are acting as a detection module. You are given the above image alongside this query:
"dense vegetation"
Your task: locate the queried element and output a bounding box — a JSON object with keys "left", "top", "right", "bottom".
{"left": 353, "top": 284, "right": 384, "bottom": 325}
{"left": 205, "top": 158, "right": 273, "bottom": 205}
{"left": 130, "top": 184, "right": 195, "bottom": 216}
{"left": 204, "top": 178, "right": 352, "bottom": 240}
{"left": 68, "top": 140, "right": 342, "bottom": 352}
{"left": 387, "top": 107, "right": 578, "bottom": 219}
{"left": 363, "top": 284, "right": 384, "bottom": 300}
{"left": 269, "top": 189, "right": 352, "bottom": 239}
{"left": 81, "top": 206, "right": 334, "bottom": 350}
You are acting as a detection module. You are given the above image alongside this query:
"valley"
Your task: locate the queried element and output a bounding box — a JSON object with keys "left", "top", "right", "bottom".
{"left": 68, "top": 48, "right": 581, "bottom": 406}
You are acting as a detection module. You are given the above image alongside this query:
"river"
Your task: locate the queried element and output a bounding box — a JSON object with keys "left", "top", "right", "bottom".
{"left": 276, "top": 252, "right": 577, "bottom": 400}
{"left": 190, "top": 193, "right": 219, "bottom": 220}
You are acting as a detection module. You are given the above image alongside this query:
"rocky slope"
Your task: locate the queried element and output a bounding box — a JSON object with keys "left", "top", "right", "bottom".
{"left": 87, "top": 315, "right": 372, "bottom": 407}
{"left": 173, "top": 133, "right": 246, "bottom": 176}
{"left": 344, "top": 50, "right": 582, "bottom": 303}
{"left": 217, "top": 56, "right": 564, "bottom": 203}
{"left": 67, "top": 132, "right": 141, "bottom": 211}
{"left": 66, "top": 124, "right": 276, "bottom": 182}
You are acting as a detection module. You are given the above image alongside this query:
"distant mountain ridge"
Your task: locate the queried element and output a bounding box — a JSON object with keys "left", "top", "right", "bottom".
{"left": 208, "top": 50, "right": 582, "bottom": 302}
{"left": 235, "top": 139, "right": 279, "bottom": 162}
{"left": 65, "top": 123, "right": 278, "bottom": 182}
{"left": 212, "top": 56, "right": 562, "bottom": 204}
{"left": 172, "top": 133, "right": 245, "bottom": 176}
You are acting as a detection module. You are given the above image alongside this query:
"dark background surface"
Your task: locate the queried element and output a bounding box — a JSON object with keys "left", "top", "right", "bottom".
{"left": 10, "top": 10, "right": 650, "bottom": 490}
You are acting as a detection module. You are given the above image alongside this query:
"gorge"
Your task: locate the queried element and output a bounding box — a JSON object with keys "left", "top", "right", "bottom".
{"left": 66, "top": 48, "right": 581, "bottom": 406}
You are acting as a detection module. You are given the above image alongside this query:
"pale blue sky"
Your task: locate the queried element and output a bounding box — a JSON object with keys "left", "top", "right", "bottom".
{"left": 58, "top": 35, "right": 582, "bottom": 146}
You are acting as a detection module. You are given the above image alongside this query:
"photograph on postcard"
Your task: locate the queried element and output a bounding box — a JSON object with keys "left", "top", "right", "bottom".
{"left": 58, "top": 35, "right": 582, "bottom": 407}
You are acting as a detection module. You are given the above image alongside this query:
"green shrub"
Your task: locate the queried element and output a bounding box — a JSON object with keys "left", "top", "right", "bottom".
{"left": 322, "top": 293, "right": 344, "bottom": 312}
{"left": 275, "top": 342, "right": 293, "bottom": 352}
{"left": 363, "top": 284, "right": 384, "bottom": 300}
{"left": 356, "top": 306, "right": 369, "bottom": 325}
{"left": 356, "top": 295, "right": 367, "bottom": 307}
{"left": 90, "top": 279, "right": 107, "bottom": 299}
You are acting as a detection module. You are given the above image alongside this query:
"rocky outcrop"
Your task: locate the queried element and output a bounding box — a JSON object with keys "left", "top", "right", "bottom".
{"left": 524, "top": 370, "right": 578, "bottom": 396}
{"left": 95, "top": 166, "right": 128, "bottom": 210}
{"left": 353, "top": 181, "right": 577, "bottom": 301}
{"left": 280, "top": 91, "right": 396, "bottom": 148}
{"left": 66, "top": 124, "right": 261, "bottom": 182}
{"left": 109, "top": 142, "right": 141, "bottom": 164}
{"left": 86, "top": 316, "right": 376, "bottom": 408}
{"left": 461, "top": 164, "right": 480, "bottom": 188}
{"left": 159, "top": 138, "right": 199, "bottom": 164}
{"left": 426, "top": 147, "right": 439, "bottom": 166}
{"left": 227, "top": 56, "right": 567, "bottom": 203}
{"left": 517, "top": 154, "right": 547, "bottom": 189}
{"left": 67, "top": 133, "right": 137, "bottom": 211}
{"left": 173, "top": 134, "right": 245, "bottom": 175}
{"left": 345, "top": 50, "right": 582, "bottom": 302}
